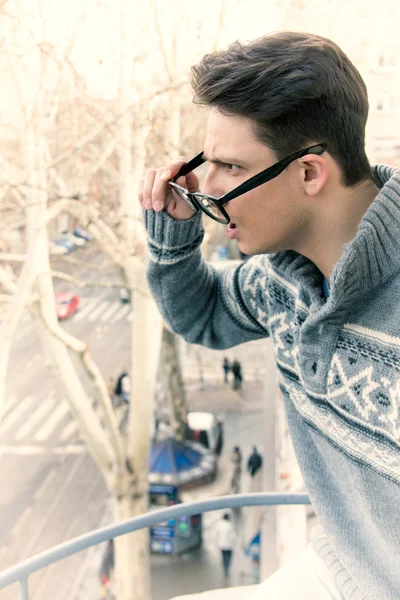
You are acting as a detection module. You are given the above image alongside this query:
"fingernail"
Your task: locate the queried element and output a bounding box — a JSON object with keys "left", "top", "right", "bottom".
{"left": 161, "top": 170, "right": 171, "bottom": 181}
{"left": 144, "top": 198, "right": 152, "bottom": 209}
{"left": 153, "top": 201, "right": 163, "bottom": 211}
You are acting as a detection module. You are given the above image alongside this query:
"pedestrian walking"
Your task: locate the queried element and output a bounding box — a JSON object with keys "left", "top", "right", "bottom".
{"left": 231, "top": 445, "right": 242, "bottom": 493}
{"left": 215, "top": 417, "right": 224, "bottom": 456}
{"left": 139, "top": 30, "right": 398, "bottom": 596}
{"left": 121, "top": 373, "right": 131, "bottom": 404}
{"left": 231, "top": 359, "right": 242, "bottom": 390}
{"left": 215, "top": 513, "right": 236, "bottom": 577}
{"left": 222, "top": 357, "right": 231, "bottom": 384}
{"left": 115, "top": 369, "right": 128, "bottom": 405}
{"left": 247, "top": 446, "right": 263, "bottom": 477}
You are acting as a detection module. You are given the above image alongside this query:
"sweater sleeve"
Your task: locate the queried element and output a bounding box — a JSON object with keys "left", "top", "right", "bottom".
{"left": 144, "top": 209, "right": 270, "bottom": 350}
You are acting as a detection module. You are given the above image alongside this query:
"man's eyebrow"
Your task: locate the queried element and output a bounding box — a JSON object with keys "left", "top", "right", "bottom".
{"left": 202, "top": 152, "right": 244, "bottom": 165}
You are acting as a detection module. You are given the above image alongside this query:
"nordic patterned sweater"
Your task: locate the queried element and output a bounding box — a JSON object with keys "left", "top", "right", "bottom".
{"left": 144, "top": 165, "right": 400, "bottom": 600}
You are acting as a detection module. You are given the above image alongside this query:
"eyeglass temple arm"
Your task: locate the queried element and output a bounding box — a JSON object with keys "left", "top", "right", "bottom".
{"left": 172, "top": 152, "right": 206, "bottom": 182}
{"left": 220, "top": 144, "right": 326, "bottom": 204}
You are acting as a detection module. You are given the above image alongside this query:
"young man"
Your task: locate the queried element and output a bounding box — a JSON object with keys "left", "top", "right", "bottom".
{"left": 139, "top": 31, "right": 400, "bottom": 599}
{"left": 215, "top": 513, "right": 236, "bottom": 578}
{"left": 247, "top": 446, "right": 263, "bottom": 478}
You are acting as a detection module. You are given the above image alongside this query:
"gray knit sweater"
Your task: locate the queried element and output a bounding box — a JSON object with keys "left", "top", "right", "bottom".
{"left": 144, "top": 165, "right": 400, "bottom": 600}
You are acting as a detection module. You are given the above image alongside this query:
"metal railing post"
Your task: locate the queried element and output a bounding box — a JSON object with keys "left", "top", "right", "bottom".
{"left": 20, "top": 577, "right": 29, "bottom": 600}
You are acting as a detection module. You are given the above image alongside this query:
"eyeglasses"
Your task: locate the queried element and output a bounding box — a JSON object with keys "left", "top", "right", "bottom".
{"left": 168, "top": 144, "right": 327, "bottom": 224}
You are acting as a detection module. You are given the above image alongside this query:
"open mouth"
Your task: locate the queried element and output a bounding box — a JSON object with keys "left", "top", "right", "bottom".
{"left": 226, "top": 222, "right": 238, "bottom": 239}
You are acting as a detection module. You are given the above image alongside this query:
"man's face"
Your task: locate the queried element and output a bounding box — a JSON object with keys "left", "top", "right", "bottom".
{"left": 202, "top": 110, "right": 311, "bottom": 256}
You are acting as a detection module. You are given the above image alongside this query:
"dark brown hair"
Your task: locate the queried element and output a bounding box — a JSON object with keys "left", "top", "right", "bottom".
{"left": 191, "top": 31, "right": 371, "bottom": 186}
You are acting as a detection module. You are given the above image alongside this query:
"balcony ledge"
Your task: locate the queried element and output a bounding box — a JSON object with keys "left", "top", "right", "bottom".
{"left": 169, "top": 584, "right": 257, "bottom": 600}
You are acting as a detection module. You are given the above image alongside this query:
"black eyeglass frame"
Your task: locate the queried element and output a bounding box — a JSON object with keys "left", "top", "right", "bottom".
{"left": 168, "top": 143, "right": 327, "bottom": 224}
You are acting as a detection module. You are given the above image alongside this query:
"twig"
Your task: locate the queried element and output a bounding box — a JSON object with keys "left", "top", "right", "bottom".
{"left": 39, "top": 302, "right": 126, "bottom": 474}
{"left": 51, "top": 270, "right": 123, "bottom": 289}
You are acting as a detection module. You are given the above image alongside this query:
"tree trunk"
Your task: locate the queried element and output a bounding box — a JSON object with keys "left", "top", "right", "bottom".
{"left": 160, "top": 325, "right": 188, "bottom": 442}
{"left": 114, "top": 491, "right": 150, "bottom": 600}
{"left": 27, "top": 130, "right": 118, "bottom": 479}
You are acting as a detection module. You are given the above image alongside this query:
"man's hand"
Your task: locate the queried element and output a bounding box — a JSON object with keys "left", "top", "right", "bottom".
{"left": 138, "top": 158, "right": 200, "bottom": 221}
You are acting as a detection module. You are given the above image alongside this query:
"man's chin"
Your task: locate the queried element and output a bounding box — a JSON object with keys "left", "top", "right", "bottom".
{"left": 238, "top": 241, "right": 274, "bottom": 257}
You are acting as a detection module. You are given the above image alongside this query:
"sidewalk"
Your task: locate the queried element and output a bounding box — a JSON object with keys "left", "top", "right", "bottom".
{"left": 151, "top": 370, "right": 267, "bottom": 600}
{"left": 72, "top": 344, "right": 268, "bottom": 600}
{"left": 168, "top": 470, "right": 262, "bottom": 600}
{"left": 187, "top": 381, "right": 264, "bottom": 414}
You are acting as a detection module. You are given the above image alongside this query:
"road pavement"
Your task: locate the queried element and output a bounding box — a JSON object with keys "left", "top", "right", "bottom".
{"left": 0, "top": 244, "right": 130, "bottom": 599}
{"left": 72, "top": 400, "right": 267, "bottom": 600}
{"left": 0, "top": 244, "right": 270, "bottom": 600}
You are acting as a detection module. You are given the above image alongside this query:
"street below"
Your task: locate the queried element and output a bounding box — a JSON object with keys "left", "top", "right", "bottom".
{"left": 0, "top": 244, "right": 270, "bottom": 600}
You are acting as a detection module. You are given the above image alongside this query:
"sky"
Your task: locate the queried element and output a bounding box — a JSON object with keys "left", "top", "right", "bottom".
{"left": 2, "top": 0, "right": 398, "bottom": 164}
{"left": 6, "top": 0, "right": 277, "bottom": 100}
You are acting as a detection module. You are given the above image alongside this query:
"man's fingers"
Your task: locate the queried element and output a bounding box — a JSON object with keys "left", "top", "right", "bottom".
{"left": 138, "top": 178, "right": 144, "bottom": 206}
{"left": 142, "top": 169, "right": 157, "bottom": 209}
{"left": 152, "top": 167, "right": 170, "bottom": 211}
{"left": 139, "top": 157, "right": 200, "bottom": 215}
{"left": 159, "top": 157, "right": 187, "bottom": 182}
{"left": 174, "top": 172, "right": 200, "bottom": 193}
{"left": 185, "top": 171, "right": 200, "bottom": 193}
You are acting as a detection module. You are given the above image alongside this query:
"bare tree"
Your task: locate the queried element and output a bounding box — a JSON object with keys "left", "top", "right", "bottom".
{"left": 0, "top": 4, "right": 161, "bottom": 599}
{"left": 159, "top": 326, "right": 189, "bottom": 442}
{"left": 0, "top": 1, "right": 229, "bottom": 597}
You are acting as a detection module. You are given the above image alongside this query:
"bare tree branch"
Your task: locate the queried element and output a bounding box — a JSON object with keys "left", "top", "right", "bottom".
{"left": 48, "top": 198, "right": 126, "bottom": 267}
{"left": 48, "top": 80, "right": 188, "bottom": 170}
{"left": 212, "top": 0, "right": 226, "bottom": 52}
{"left": 151, "top": 0, "right": 172, "bottom": 82}
{"left": 51, "top": 270, "right": 122, "bottom": 289}
{"left": 0, "top": 253, "right": 26, "bottom": 262}
{"left": 53, "top": 254, "right": 113, "bottom": 271}
{"left": 38, "top": 298, "right": 125, "bottom": 475}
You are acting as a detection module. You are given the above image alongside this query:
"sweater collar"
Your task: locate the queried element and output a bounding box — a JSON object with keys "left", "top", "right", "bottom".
{"left": 269, "top": 164, "right": 400, "bottom": 309}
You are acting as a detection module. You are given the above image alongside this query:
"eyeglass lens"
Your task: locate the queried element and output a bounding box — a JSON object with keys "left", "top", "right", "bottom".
{"left": 192, "top": 194, "right": 227, "bottom": 223}
{"left": 169, "top": 183, "right": 228, "bottom": 223}
{"left": 170, "top": 184, "right": 197, "bottom": 211}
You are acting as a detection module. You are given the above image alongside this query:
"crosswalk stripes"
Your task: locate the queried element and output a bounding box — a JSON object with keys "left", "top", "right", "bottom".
{"left": 100, "top": 302, "right": 121, "bottom": 322}
{"left": 72, "top": 298, "right": 132, "bottom": 323}
{"left": 74, "top": 300, "right": 97, "bottom": 322}
{"left": 59, "top": 420, "right": 78, "bottom": 442}
{"left": 34, "top": 401, "right": 70, "bottom": 442}
{"left": 0, "top": 395, "right": 82, "bottom": 446}
{"left": 87, "top": 301, "right": 110, "bottom": 322}
{"left": 0, "top": 396, "right": 36, "bottom": 436}
{"left": 14, "top": 397, "right": 56, "bottom": 441}
{"left": 0, "top": 395, "right": 17, "bottom": 423}
{"left": 110, "top": 304, "right": 131, "bottom": 324}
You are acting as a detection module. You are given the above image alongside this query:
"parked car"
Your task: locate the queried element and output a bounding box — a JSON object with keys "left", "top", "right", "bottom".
{"left": 54, "top": 239, "right": 74, "bottom": 253}
{"left": 73, "top": 227, "right": 92, "bottom": 241}
{"left": 119, "top": 288, "right": 130, "bottom": 303}
{"left": 49, "top": 241, "right": 68, "bottom": 256}
{"left": 60, "top": 232, "right": 86, "bottom": 247}
{"left": 187, "top": 412, "right": 223, "bottom": 456}
{"left": 55, "top": 292, "right": 80, "bottom": 320}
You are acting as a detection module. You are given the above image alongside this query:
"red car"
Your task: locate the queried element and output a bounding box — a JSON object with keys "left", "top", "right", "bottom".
{"left": 55, "top": 292, "right": 79, "bottom": 320}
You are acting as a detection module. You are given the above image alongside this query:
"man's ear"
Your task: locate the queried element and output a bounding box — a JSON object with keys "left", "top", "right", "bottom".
{"left": 296, "top": 155, "right": 328, "bottom": 195}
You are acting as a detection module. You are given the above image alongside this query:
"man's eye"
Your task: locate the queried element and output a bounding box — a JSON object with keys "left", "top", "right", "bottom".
{"left": 225, "top": 164, "right": 240, "bottom": 172}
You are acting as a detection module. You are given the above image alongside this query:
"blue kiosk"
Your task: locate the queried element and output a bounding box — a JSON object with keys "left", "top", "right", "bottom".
{"left": 148, "top": 437, "right": 217, "bottom": 554}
